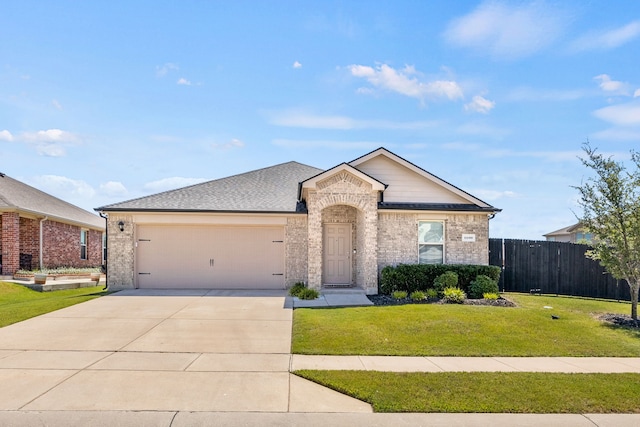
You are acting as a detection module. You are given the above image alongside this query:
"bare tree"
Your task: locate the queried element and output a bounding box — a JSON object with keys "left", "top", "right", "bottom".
{"left": 575, "top": 143, "right": 640, "bottom": 319}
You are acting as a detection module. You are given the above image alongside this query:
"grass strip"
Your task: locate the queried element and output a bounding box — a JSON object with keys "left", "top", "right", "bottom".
{"left": 0, "top": 281, "right": 109, "bottom": 327}
{"left": 295, "top": 370, "right": 640, "bottom": 413}
{"left": 292, "top": 293, "right": 640, "bottom": 356}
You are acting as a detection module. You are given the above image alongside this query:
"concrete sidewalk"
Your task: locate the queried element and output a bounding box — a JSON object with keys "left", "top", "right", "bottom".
{"left": 1, "top": 411, "right": 639, "bottom": 427}
{"left": 292, "top": 355, "right": 640, "bottom": 373}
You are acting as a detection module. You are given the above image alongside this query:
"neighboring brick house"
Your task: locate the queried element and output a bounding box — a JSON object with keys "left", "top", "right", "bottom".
{"left": 97, "top": 148, "right": 500, "bottom": 294}
{"left": 0, "top": 173, "right": 105, "bottom": 275}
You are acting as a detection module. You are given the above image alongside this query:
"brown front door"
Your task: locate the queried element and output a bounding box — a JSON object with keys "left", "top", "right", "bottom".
{"left": 323, "top": 223, "right": 352, "bottom": 284}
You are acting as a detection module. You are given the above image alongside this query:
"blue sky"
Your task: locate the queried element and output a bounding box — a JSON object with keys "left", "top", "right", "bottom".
{"left": 1, "top": 1, "right": 639, "bottom": 239}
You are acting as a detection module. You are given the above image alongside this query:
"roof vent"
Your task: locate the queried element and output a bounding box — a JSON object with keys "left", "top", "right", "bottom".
{"left": 0, "top": 172, "right": 5, "bottom": 177}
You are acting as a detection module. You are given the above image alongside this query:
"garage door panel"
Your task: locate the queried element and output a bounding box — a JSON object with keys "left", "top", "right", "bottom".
{"left": 136, "top": 225, "right": 284, "bottom": 289}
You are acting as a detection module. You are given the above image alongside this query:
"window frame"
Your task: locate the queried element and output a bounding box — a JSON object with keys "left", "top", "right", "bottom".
{"left": 80, "top": 229, "right": 88, "bottom": 260}
{"left": 418, "top": 220, "right": 445, "bottom": 264}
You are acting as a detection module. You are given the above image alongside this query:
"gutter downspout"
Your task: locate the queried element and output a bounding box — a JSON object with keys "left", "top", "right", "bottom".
{"left": 39, "top": 216, "right": 48, "bottom": 270}
{"left": 99, "top": 212, "right": 108, "bottom": 290}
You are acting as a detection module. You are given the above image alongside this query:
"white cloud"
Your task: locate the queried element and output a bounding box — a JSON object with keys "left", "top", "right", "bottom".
{"left": 571, "top": 20, "right": 640, "bottom": 51}
{"left": 293, "top": 61, "right": 302, "bottom": 69}
{"left": 29, "top": 175, "right": 96, "bottom": 199}
{"left": 593, "top": 101, "right": 640, "bottom": 126}
{"left": 143, "top": 177, "right": 208, "bottom": 193}
{"left": 634, "top": 89, "right": 640, "bottom": 98}
{"left": 464, "top": 95, "right": 495, "bottom": 114}
{"left": 156, "top": 62, "right": 179, "bottom": 77}
{"left": 266, "top": 110, "right": 437, "bottom": 130}
{"left": 177, "top": 77, "right": 192, "bottom": 86}
{"left": 36, "top": 144, "right": 66, "bottom": 157}
{"left": 21, "top": 129, "right": 79, "bottom": 143}
{"left": 16, "top": 129, "right": 82, "bottom": 157}
{"left": 211, "top": 138, "right": 245, "bottom": 150}
{"left": 99, "top": 181, "right": 128, "bottom": 197}
{"left": 593, "top": 74, "right": 631, "bottom": 95}
{"left": 272, "top": 139, "right": 383, "bottom": 150}
{"left": 0, "top": 130, "right": 13, "bottom": 141}
{"left": 51, "top": 99, "right": 63, "bottom": 110}
{"left": 443, "top": 0, "right": 566, "bottom": 59}
{"left": 592, "top": 128, "right": 640, "bottom": 141}
{"left": 347, "top": 63, "right": 463, "bottom": 101}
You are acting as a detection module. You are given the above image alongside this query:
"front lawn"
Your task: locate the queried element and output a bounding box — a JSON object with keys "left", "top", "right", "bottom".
{"left": 292, "top": 293, "right": 640, "bottom": 356}
{"left": 0, "top": 281, "right": 109, "bottom": 327}
{"left": 295, "top": 371, "right": 640, "bottom": 413}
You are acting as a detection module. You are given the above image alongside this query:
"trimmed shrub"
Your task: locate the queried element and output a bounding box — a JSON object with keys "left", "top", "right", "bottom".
{"left": 288, "top": 282, "right": 307, "bottom": 297}
{"left": 392, "top": 290, "right": 408, "bottom": 299}
{"left": 483, "top": 292, "right": 499, "bottom": 300}
{"left": 433, "top": 271, "right": 458, "bottom": 296}
{"left": 468, "top": 275, "right": 499, "bottom": 299}
{"left": 298, "top": 288, "right": 320, "bottom": 300}
{"left": 443, "top": 287, "right": 466, "bottom": 304}
{"left": 409, "top": 291, "right": 426, "bottom": 301}
{"left": 379, "top": 264, "right": 501, "bottom": 295}
{"left": 425, "top": 288, "right": 439, "bottom": 300}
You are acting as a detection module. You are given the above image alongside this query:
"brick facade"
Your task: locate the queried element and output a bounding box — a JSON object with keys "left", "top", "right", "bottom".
{"left": 1, "top": 212, "right": 20, "bottom": 275}
{"left": 42, "top": 221, "right": 102, "bottom": 269}
{"left": 0, "top": 213, "right": 103, "bottom": 275}
{"left": 377, "top": 211, "right": 490, "bottom": 272}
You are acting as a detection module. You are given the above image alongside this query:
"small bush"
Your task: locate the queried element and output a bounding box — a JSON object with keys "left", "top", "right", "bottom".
{"left": 425, "top": 288, "right": 439, "bottom": 299}
{"left": 392, "top": 290, "right": 408, "bottom": 299}
{"left": 433, "top": 271, "right": 458, "bottom": 296}
{"left": 483, "top": 292, "right": 499, "bottom": 300}
{"left": 298, "top": 288, "right": 320, "bottom": 300}
{"left": 288, "top": 282, "right": 307, "bottom": 297}
{"left": 409, "top": 291, "right": 426, "bottom": 301}
{"left": 443, "top": 287, "right": 466, "bottom": 304}
{"left": 468, "top": 275, "right": 499, "bottom": 299}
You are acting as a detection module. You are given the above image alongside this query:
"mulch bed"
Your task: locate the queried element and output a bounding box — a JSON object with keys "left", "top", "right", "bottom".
{"left": 598, "top": 313, "right": 640, "bottom": 329}
{"left": 368, "top": 295, "right": 516, "bottom": 307}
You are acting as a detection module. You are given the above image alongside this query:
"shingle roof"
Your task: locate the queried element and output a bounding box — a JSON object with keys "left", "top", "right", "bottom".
{"left": 97, "top": 161, "right": 323, "bottom": 212}
{"left": 0, "top": 173, "right": 104, "bottom": 229}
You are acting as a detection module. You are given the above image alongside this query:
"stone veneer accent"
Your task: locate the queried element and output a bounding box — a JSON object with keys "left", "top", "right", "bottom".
{"left": 285, "top": 215, "right": 308, "bottom": 287}
{"left": 105, "top": 214, "right": 135, "bottom": 290}
{"left": 377, "top": 211, "right": 490, "bottom": 271}
{"left": 305, "top": 171, "right": 379, "bottom": 294}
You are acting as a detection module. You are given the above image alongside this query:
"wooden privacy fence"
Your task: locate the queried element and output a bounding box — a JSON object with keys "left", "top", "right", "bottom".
{"left": 488, "top": 238, "right": 629, "bottom": 301}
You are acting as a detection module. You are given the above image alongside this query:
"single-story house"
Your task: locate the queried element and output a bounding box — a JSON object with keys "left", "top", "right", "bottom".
{"left": 96, "top": 148, "right": 500, "bottom": 294}
{"left": 544, "top": 222, "right": 593, "bottom": 244}
{"left": 0, "top": 173, "right": 105, "bottom": 276}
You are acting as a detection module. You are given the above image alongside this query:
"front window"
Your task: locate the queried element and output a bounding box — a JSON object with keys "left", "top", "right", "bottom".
{"left": 102, "top": 233, "right": 107, "bottom": 263}
{"left": 418, "top": 221, "right": 444, "bottom": 264}
{"left": 80, "top": 230, "right": 88, "bottom": 260}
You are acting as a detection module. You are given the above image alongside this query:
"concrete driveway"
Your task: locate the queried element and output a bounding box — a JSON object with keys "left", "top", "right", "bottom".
{"left": 0, "top": 289, "right": 370, "bottom": 414}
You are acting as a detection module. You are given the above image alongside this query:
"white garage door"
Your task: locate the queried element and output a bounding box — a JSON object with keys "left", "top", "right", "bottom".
{"left": 136, "top": 225, "right": 285, "bottom": 289}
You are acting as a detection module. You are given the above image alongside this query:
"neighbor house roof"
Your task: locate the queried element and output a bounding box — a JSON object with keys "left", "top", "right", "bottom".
{"left": 544, "top": 222, "right": 583, "bottom": 237}
{"left": 0, "top": 173, "right": 104, "bottom": 229}
{"left": 97, "top": 161, "right": 324, "bottom": 213}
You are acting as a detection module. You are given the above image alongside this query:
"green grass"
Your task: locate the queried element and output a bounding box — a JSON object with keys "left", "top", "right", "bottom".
{"left": 292, "top": 293, "right": 640, "bottom": 356}
{"left": 295, "top": 371, "right": 640, "bottom": 413}
{"left": 0, "top": 281, "right": 109, "bottom": 327}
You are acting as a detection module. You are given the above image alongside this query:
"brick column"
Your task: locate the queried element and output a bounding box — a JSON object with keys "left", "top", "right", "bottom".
{"left": 1, "top": 212, "right": 20, "bottom": 275}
